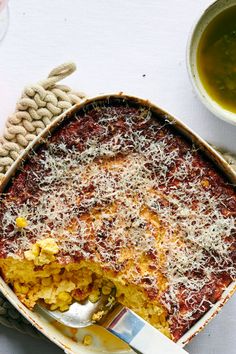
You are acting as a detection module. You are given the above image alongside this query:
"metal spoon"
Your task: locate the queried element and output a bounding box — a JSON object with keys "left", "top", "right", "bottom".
{"left": 38, "top": 295, "right": 188, "bottom": 354}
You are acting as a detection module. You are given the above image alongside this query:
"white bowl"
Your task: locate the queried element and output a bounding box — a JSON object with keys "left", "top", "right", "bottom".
{"left": 187, "top": 0, "right": 236, "bottom": 126}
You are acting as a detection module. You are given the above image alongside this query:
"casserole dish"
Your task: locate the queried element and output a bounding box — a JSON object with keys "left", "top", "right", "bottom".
{"left": 0, "top": 93, "right": 235, "bottom": 353}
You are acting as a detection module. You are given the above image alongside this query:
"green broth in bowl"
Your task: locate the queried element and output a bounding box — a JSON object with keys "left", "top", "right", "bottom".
{"left": 197, "top": 5, "right": 236, "bottom": 113}
{"left": 187, "top": 0, "right": 236, "bottom": 125}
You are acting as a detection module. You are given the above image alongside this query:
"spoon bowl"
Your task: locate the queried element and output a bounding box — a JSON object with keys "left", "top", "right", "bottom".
{"left": 38, "top": 296, "right": 188, "bottom": 354}
{"left": 38, "top": 294, "right": 114, "bottom": 328}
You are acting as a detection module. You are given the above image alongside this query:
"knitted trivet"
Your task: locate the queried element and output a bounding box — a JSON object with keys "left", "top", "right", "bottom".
{"left": 0, "top": 62, "right": 86, "bottom": 179}
{"left": 0, "top": 63, "right": 235, "bottom": 339}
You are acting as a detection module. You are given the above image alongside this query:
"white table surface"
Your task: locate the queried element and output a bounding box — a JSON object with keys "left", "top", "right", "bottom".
{"left": 0, "top": 1, "right": 235, "bottom": 353}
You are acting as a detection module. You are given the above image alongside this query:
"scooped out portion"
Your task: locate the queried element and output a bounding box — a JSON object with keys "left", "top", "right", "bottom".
{"left": 0, "top": 97, "right": 235, "bottom": 342}
{"left": 0, "top": 237, "right": 170, "bottom": 337}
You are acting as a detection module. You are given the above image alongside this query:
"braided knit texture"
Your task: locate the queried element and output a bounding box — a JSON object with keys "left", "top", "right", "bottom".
{"left": 0, "top": 63, "right": 235, "bottom": 339}
{"left": 0, "top": 62, "right": 86, "bottom": 179}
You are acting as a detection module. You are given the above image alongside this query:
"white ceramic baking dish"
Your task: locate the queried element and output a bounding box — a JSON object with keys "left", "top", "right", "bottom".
{"left": 0, "top": 93, "right": 235, "bottom": 354}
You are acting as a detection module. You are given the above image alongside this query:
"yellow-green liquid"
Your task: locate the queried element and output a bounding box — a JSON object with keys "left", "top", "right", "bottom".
{"left": 197, "top": 6, "right": 236, "bottom": 113}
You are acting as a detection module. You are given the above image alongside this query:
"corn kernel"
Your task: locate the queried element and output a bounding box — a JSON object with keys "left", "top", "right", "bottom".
{"left": 83, "top": 335, "right": 93, "bottom": 346}
{"left": 13, "top": 282, "right": 28, "bottom": 295}
{"left": 91, "top": 310, "right": 104, "bottom": 322}
{"left": 101, "top": 286, "right": 112, "bottom": 295}
{"left": 105, "top": 280, "right": 114, "bottom": 288}
{"left": 15, "top": 217, "right": 28, "bottom": 228}
{"left": 50, "top": 304, "right": 59, "bottom": 311}
{"left": 88, "top": 290, "right": 101, "bottom": 303}
{"left": 14, "top": 282, "right": 21, "bottom": 292}
{"left": 37, "top": 238, "right": 59, "bottom": 255}
{"left": 20, "top": 285, "right": 29, "bottom": 294}
{"left": 53, "top": 274, "right": 61, "bottom": 282}
{"left": 60, "top": 304, "right": 70, "bottom": 312}
{"left": 41, "top": 277, "right": 52, "bottom": 287}
{"left": 35, "top": 252, "right": 55, "bottom": 266}
{"left": 50, "top": 267, "right": 61, "bottom": 275}
{"left": 58, "top": 291, "right": 71, "bottom": 302}
{"left": 201, "top": 179, "right": 210, "bottom": 188}
{"left": 24, "top": 250, "right": 35, "bottom": 261}
{"left": 31, "top": 243, "right": 40, "bottom": 257}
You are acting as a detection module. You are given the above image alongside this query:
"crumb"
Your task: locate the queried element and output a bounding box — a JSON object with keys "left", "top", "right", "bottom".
{"left": 83, "top": 334, "right": 93, "bottom": 346}
{"left": 92, "top": 310, "right": 105, "bottom": 322}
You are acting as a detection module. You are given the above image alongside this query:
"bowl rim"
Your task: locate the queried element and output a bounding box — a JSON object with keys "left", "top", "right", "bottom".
{"left": 186, "top": 0, "right": 236, "bottom": 126}
{"left": 0, "top": 92, "right": 235, "bottom": 352}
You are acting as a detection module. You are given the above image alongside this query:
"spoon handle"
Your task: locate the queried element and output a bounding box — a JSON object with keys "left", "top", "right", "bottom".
{"left": 104, "top": 307, "right": 188, "bottom": 354}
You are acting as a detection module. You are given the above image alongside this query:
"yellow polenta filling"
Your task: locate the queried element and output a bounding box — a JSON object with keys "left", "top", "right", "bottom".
{"left": 0, "top": 237, "right": 170, "bottom": 338}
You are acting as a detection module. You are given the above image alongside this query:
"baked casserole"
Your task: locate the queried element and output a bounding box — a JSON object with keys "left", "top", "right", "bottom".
{"left": 0, "top": 97, "right": 235, "bottom": 342}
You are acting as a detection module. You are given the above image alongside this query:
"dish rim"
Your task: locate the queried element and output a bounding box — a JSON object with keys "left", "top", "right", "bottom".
{"left": 0, "top": 92, "right": 235, "bottom": 352}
